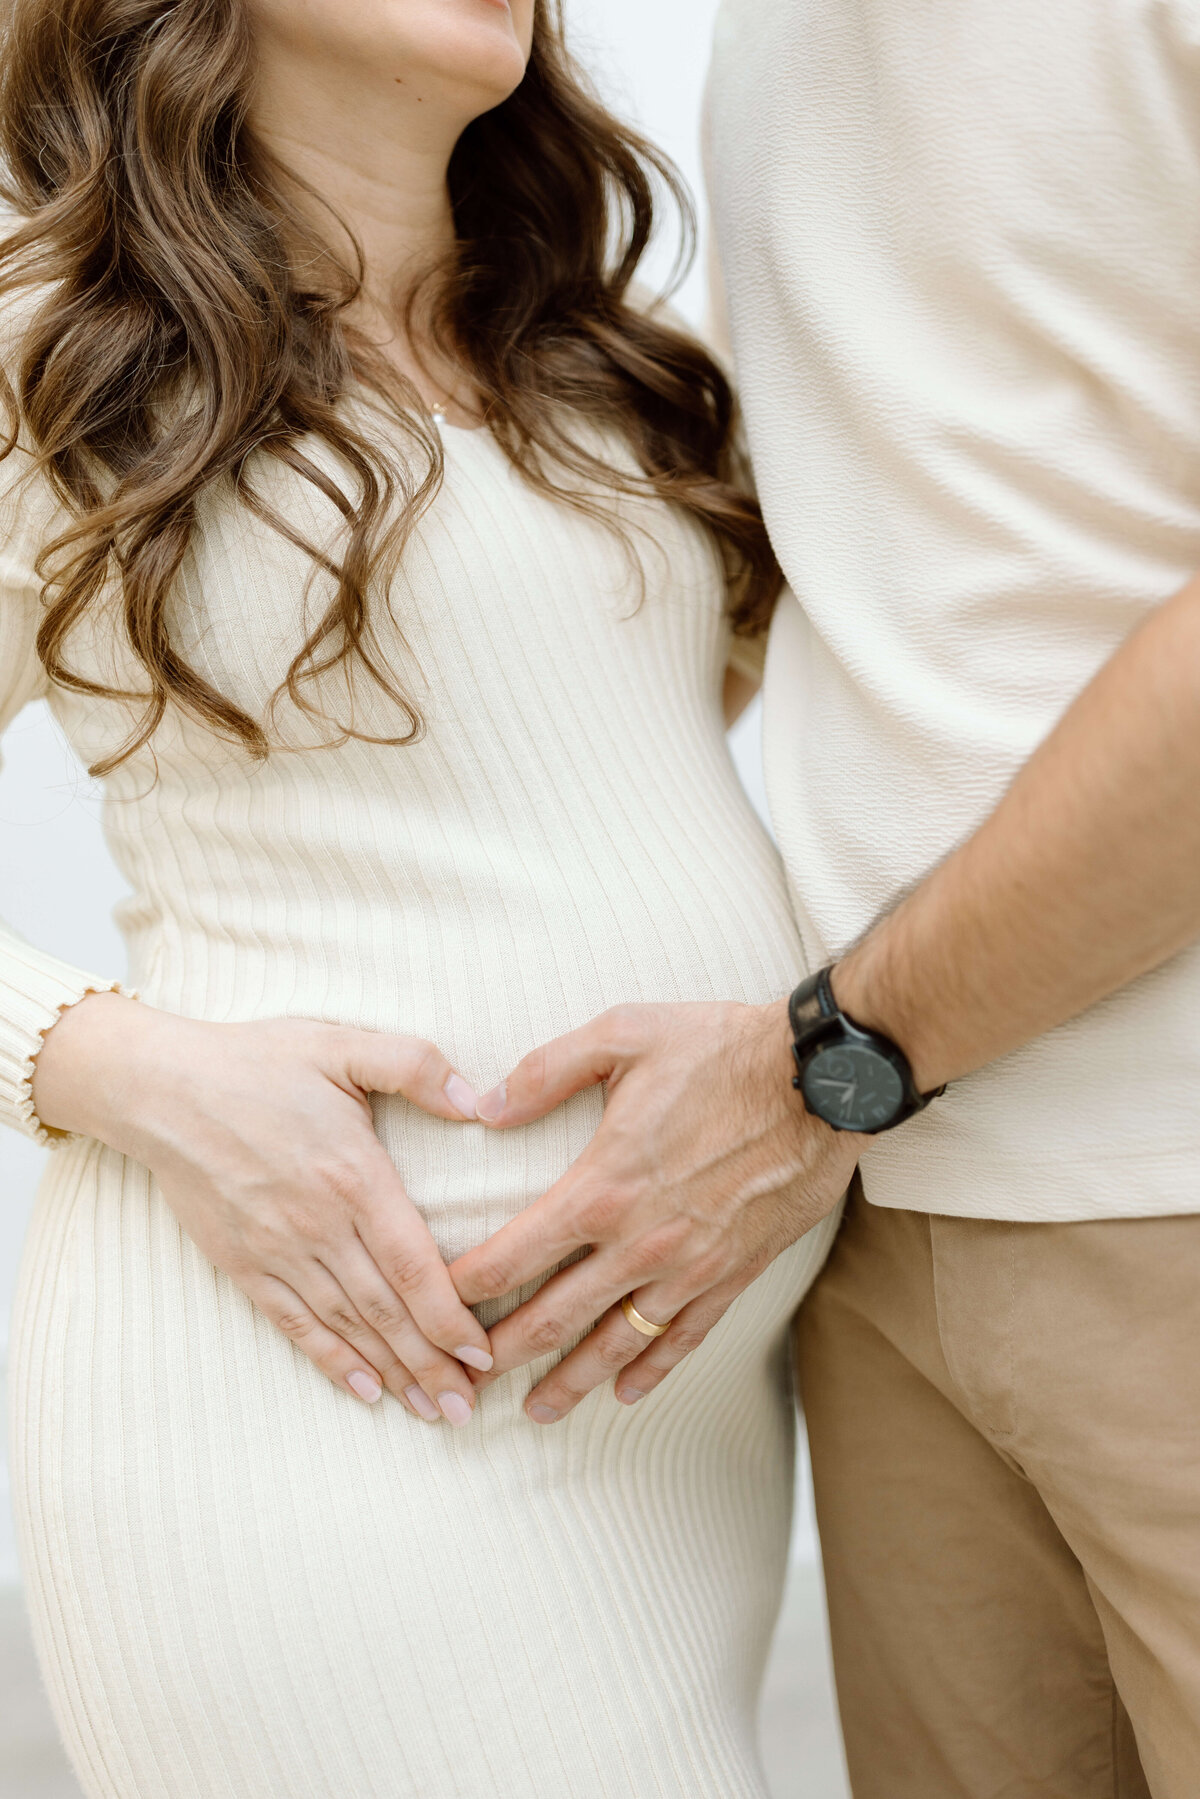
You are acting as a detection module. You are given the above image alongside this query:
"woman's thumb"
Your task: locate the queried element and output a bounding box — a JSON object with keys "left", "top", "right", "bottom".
{"left": 337, "top": 1031, "right": 480, "bottom": 1121}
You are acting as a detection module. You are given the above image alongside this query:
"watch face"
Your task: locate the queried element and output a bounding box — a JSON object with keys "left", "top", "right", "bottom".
{"left": 802, "top": 1043, "right": 905, "bottom": 1132}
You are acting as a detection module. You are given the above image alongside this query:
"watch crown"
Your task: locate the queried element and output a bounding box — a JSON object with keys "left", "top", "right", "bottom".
{"left": 792, "top": 1075, "right": 803, "bottom": 1090}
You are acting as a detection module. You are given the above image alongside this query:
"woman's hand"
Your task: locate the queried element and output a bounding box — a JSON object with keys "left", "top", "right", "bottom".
{"left": 32, "top": 992, "right": 491, "bottom": 1422}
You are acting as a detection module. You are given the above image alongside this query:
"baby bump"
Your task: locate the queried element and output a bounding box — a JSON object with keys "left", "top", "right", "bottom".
{"left": 371, "top": 1083, "right": 607, "bottom": 1263}
{"left": 13, "top": 1129, "right": 839, "bottom": 1514}
{"left": 12, "top": 1120, "right": 837, "bottom": 1447}
{"left": 13, "top": 1143, "right": 837, "bottom": 1600}
{"left": 11, "top": 1143, "right": 835, "bottom": 1620}
{"left": 10, "top": 1099, "right": 840, "bottom": 1798}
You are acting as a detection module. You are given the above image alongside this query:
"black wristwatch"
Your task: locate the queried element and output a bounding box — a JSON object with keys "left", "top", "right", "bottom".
{"left": 788, "top": 966, "right": 945, "bottom": 1135}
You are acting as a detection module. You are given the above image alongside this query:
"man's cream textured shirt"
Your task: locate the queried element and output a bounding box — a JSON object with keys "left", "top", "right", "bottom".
{"left": 707, "top": 0, "right": 1200, "bottom": 1220}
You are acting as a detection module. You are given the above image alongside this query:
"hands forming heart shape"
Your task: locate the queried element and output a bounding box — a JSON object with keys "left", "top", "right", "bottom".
{"left": 32, "top": 990, "right": 859, "bottom": 1426}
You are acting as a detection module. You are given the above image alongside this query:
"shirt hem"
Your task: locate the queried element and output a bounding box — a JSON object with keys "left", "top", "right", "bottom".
{"left": 859, "top": 1140, "right": 1200, "bottom": 1224}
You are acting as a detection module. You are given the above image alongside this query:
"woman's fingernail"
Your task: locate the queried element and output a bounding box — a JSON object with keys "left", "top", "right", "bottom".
{"left": 405, "top": 1385, "right": 442, "bottom": 1422}
{"left": 443, "top": 1073, "right": 479, "bottom": 1119}
{"left": 455, "top": 1344, "right": 494, "bottom": 1373}
{"left": 617, "top": 1387, "right": 645, "bottom": 1405}
{"left": 475, "top": 1082, "right": 507, "bottom": 1123}
{"left": 528, "top": 1403, "right": 559, "bottom": 1425}
{"left": 438, "top": 1391, "right": 473, "bottom": 1427}
{"left": 347, "top": 1371, "right": 382, "bottom": 1403}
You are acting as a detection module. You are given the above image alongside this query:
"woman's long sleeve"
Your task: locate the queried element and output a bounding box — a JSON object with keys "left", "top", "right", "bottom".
{"left": 0, "top": 453, "right": 123, "bottom": 1145}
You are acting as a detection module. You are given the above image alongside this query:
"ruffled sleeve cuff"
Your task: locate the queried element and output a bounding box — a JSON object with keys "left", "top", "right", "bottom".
{"left": 0, "top": 934, "right": 128, "bottom": 1146}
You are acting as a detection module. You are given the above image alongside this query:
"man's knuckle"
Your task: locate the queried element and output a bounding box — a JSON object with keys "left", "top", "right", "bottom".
{"left": 626, "top": 1227, "right": 680, "bottom": 1274}
{"left": 543, "top": 1363, "right": 590, "bottom": 1401}
{"left": 688, "top": 1249, "right": 729, "bottom": 1289}
{"left": 659, "top": 1216, "right": 694, "bottom": 1258}
{"left": 596, "top": 1330, "right": 635, "bottom": 1371}
{"left": 578, "top": 1187, "right": 629, "bottom": 1238}
{"left": 523, "top": 1314, "right": 567, "bottom": 1357}
{"left": 632, "top": 1347, "right": 672, "bottom": 1374}
{"left": 473, "top": 1256, "right": 519, "bottom": 1300}
{"left": 669, "top": 1322, "right": 708, "bottom": 1355}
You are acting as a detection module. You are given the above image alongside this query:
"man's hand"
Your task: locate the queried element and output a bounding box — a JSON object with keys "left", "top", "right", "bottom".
{"left": 450, "top": 998, "right": 860, "bottom": 1422}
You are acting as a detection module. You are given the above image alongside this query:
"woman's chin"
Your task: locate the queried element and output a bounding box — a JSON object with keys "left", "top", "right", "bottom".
{"left": 261, "top": 0, "right": 533, "bottom": 117}
{"left": 419, "top": 22, "right": 529, "bottom": 116}
{"left": 463, "top": 14, "right": 530, "bottom": 83}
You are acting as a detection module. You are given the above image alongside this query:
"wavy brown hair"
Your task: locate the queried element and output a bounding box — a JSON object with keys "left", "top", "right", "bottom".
{"left": 0, "top": 0, "right": 780, "bottom": 774}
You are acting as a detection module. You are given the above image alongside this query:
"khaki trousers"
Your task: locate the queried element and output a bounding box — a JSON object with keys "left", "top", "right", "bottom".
{"left": 795, "top": 1181, "right": 1200, "bottom": 1799}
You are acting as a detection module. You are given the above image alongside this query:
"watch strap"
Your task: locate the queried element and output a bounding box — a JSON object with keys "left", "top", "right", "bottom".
{"left": 787, "top": 964, "right": 946, "bottom": 1131}
{"left": 788, "top": 965, "right": 840, "bottom": 1051}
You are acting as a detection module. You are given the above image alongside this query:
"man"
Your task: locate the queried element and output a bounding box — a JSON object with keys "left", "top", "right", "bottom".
{"left": 452, "top": 2, "right": 1200, "bottom": 1792}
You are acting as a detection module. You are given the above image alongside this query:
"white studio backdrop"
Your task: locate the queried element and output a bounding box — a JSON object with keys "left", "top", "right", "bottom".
{"left": 0, "top": 0, "right": 794, "bottom": 1584}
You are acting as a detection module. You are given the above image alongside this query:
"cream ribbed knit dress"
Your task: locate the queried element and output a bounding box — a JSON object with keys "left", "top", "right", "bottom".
{"left": 0, "top": 416, "right": 836, "bottom": 1798}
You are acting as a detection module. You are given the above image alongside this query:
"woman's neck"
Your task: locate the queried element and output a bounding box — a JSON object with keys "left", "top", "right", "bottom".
{"left": 249, "top": 32, "right": 467, "bottom": 409}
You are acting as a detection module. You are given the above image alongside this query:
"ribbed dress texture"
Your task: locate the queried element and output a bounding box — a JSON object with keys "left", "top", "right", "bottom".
{"left": 0, "top": 418, "right": 835, "bottom": 1797}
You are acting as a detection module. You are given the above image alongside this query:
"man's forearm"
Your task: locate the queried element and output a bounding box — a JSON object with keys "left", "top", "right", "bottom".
{"left": 833, "top": 573, "right": 1200, "bottom": 1092}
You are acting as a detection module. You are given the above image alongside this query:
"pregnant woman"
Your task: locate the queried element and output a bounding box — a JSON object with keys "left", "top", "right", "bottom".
{"left": 0, "top": 2, "right": 839, "bottom": 1794}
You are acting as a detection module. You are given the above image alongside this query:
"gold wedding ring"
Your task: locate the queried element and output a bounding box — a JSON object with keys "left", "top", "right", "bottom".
{"left": 621, "top": 1294, "right": 671, "bottom": 1339}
